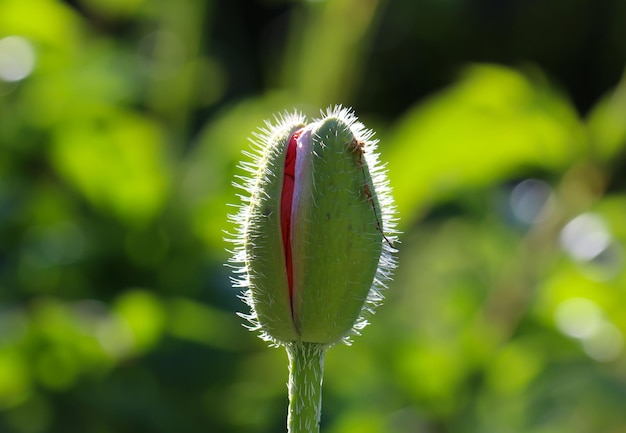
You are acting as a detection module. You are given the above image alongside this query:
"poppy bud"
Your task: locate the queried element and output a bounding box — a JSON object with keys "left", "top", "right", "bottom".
{"left": 229, "top": 106, "right": 397, "bottom": 346}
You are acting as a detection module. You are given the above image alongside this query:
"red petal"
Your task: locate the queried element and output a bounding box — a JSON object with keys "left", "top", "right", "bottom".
{"left": 281, "top": 130, "right": 301, "bottom": 305}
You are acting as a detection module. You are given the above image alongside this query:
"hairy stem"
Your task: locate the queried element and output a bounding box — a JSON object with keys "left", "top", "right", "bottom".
{"left": 286, "top": 341, "right": 326, "bottom": 433}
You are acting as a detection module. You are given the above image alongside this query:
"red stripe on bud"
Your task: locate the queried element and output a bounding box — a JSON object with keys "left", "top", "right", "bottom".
{"left": 281, "top": 129, "right": 302, "bottom": 308}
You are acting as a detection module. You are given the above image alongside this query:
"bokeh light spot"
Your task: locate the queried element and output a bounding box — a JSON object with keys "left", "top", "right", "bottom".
{"left": 510, "top": 179, "right": 555, "bottom": 224}
{"left": 582, "top": 322, "right": 623, "bottom": 362}
{"left": 0, "top": 36, "right": 36, "bottom": 82}
{"left": 95, "top": 316, "right": 135, "bottom": 360}
{"left": 560, "top": 213, "right": 611, "bottom": 261}
{"left": 555, "top": 298, "right": 623, "bottom": 362}
{"left": 554, "top": 298, "right": 603, "bottom": 339}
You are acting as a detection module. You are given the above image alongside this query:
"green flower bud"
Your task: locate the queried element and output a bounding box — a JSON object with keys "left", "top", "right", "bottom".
{"left": 229, "top": 106, "right": 397, "bottom": 346}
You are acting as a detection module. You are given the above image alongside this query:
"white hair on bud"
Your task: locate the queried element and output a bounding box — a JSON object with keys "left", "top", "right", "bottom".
{"left": 314, "top": 105, "right": 399, "bottom": 345}
{"left": 226, "top": 106, "right": 398, "bottom": 345}
{"left": 226, "top": 110, "right": 306, "bottom": 344}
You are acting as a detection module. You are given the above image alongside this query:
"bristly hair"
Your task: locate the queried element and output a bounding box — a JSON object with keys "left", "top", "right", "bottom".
{"left": 226, "top": 110, "right": 306, "bottom": 345}
{"left": 313, "top": 105, "right": 399, "bottom": 345}
{"left": 226, "top": 105, "right": 399, "bottom": 346}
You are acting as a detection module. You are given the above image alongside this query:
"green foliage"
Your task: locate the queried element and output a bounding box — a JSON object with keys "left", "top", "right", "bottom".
{"left": 1, "top": 0, "right": 626, "bottom": 432}
{"left": 385, "top": 65, "right": 585, "bottom": 218}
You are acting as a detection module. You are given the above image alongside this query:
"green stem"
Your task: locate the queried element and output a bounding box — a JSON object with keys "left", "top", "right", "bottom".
{"left": 286, "top": 341, "right": 326, "bottom": 433}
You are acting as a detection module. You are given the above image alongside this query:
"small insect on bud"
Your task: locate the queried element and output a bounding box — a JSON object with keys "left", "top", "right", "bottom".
{"left": 228, "top": 105, "right": 398, "bottom": 346}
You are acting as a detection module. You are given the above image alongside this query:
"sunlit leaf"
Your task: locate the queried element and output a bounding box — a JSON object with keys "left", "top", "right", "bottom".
{"left": 587, "top": 70, "right": 626, "bottom": 162}
{"left": 384, "top": 64, "right": 585, "bottom": 223}
{"left": 0, "top": 0, "right": 82, "bottom": 50}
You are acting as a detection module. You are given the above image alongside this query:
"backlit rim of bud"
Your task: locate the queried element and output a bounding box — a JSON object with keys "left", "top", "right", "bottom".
{"left": 227, "top": 105, "right": 399, "bottom": 346}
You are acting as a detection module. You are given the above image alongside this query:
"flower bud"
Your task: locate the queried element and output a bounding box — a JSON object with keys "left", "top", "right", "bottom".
{"left": 229, "top": 106, "right": 397, "bottom": 346}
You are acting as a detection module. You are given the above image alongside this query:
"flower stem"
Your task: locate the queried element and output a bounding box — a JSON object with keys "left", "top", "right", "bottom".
{"left": 286, "top": 341, "right": 326, "bottom": 433}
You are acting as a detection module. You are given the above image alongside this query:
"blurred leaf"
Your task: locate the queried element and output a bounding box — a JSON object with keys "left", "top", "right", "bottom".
{"left": 384, "top": 64, "right": 585, "bottom": 223}
{"left": 114, "top": 290, "right": 166, "bottom": 354}
{"left": 167, "top": 297, "right": 241, "bottom": 350}
{"left": 0, "top": 0, "right": 82, "bottom": 49}
{"left": 34, "top": 345, "right": 79, "bottom": 390}
{"left": 486, "top": 339, "right": 544, "bottom": 394}
{"left": 394, "top": 341, "right": 467, "bottom": 415}
{"left": 29, "top": 299, "right": 113, "bottom": 374}
{"left": 0, "top": 348, "right": 31, "bottom": 409}
{"left": 327, "top": 411, "right": 385, "bottom": 433}
{"left": 51, "top": 110, "right": 170, "bottom": 225}
{"left": 21, "top": 42, "right": 139, "bottom": 128}
{"left": 587, "top": 69, "right": 626, "bottom": 162}
{"left": 142, "top": 0, "right": 213, "bottom": 134}
{"left": 281, "top": 0, "right": 382, "bottom": 106}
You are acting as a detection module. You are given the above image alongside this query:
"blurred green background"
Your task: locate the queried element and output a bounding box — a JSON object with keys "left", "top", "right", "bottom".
{"left": 1, "top": 0, "right": 626, "bottom": 432}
